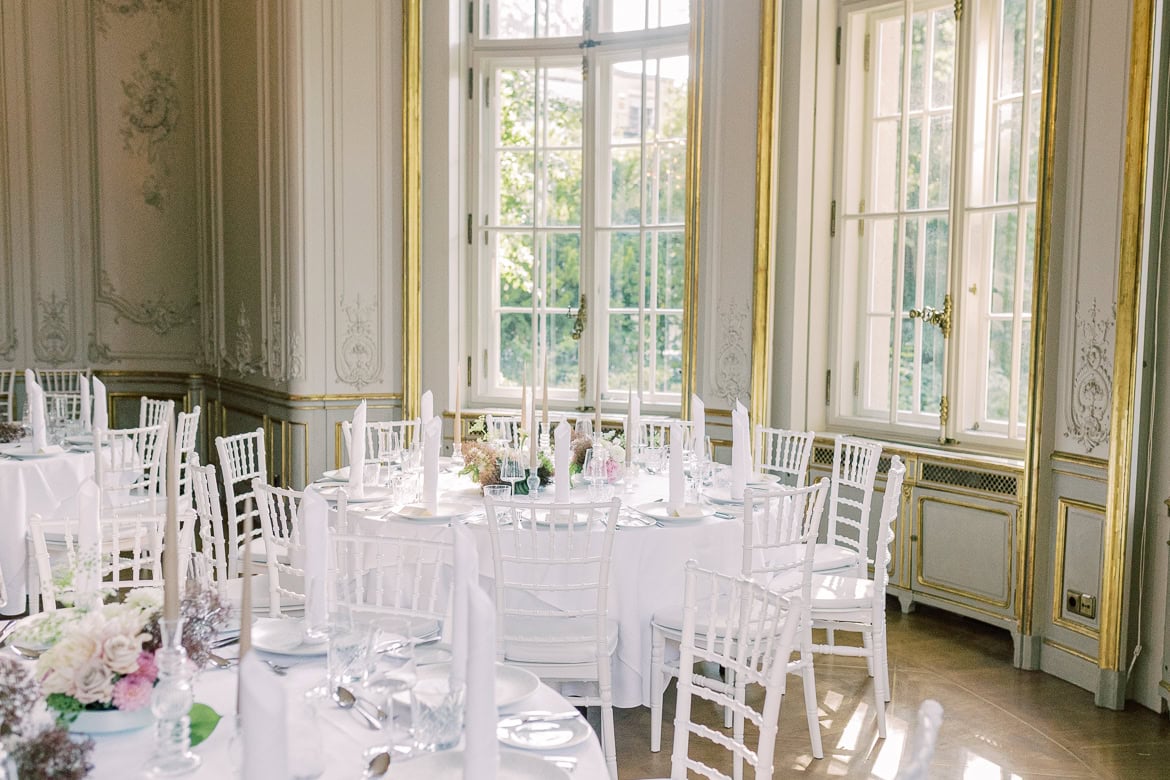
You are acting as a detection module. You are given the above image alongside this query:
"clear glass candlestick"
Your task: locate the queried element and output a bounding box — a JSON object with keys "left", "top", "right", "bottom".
{"left": 147, "top": 617, "right": 201, "bottom": 776}
{"left": 526, "top": 467, "right": 541, "bottom": 496}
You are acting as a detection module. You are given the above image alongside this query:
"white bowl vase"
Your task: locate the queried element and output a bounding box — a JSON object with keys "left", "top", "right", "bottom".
{"left": 69, "top": 706, "right": 153, "bottom": 735}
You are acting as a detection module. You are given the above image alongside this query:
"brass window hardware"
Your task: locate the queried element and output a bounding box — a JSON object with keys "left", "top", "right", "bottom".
{"left": 908, "top": 293, "right": 953, "bottom": 339}
{"left": 568, "top": 293, "right": 587, "bottom": 341}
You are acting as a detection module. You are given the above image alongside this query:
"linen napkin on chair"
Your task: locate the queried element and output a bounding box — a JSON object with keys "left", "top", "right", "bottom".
{"left": 730, "top": 405, "right": 749, "bottom": 501}
{"left": 691, "top": 394, "right": 705, "bottom": 457}
{"left": 554, "top": 420, "right": 571, "bottom": 502}
{"left": 421, "top": 389, "right": 433, "bottom": 424}
{"left": 464, "top": 584, "right": 497, "bottom": 780}
{"left": 668, "top": 421, "right": 684, "bottom": 514}
{"left": 422, "top": 416, "right": 441, "bottom": 514}
{"left": 24, "top": 370, "right": 47, "bottom": 452}
{"left": 303, "top": 489, "right": 329, "bottom": 634}
{"left": 240, "top": 653, "right": 289, "bottom": 780}
{"left": 79, "top": 375, "right": 91, "bottom": 432}
{"left": 92, "top": 377, "right": 108, "bottom": 431}
{"left": 75, "top": 479, "right": 101, "bottom": 603}
{"left": 348, "top": 401, "right": 367, "bottom": 499}
{"left": 448, "top": 526, "right": 478, "bottom": 689}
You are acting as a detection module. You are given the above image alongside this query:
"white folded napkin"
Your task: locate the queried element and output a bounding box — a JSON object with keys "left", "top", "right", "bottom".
{"left": 691, "top": 394, "right": 705, "bottom": 457}
{"left": 668, "top": 421, "right": 684, "bottom": 513}
{"left": 24, "top": 371, "right": 47, "bottom": 452}
{"left": 464, "top": 584, "right": 497, "bottom": 780}
{"left": 303, "top": 489, "right": 329, "bottom": 634}
{"left": 79, "top": 375, "right": 91, "bottom": 432}
{"left": 75, "top": 479, "right": 101, "bottom": 602}
{"left": 626, "top": 393, "right": 640, "bottom": 464}
{"left": 449, "top": 526, "right": 478, "bottom": 689}
{"left": 554, "top": 420, "right": 571, "bottom": 502}
{"left": 735, "top": 398, "right": 748, "bottom": 417}
{"left": 92, "top": 377, "right": 108, "bottom": 432}
{"left": 348, "top": 401, "right": 367, "bottom": 500}
{"left": 421, "top": 389, "right": 433, "bottom": 425}
{"left": 240, "top": 654, "right": 289, "bottom": 780}
{"left": 422, "top": 416, "right": 441, "bottom": 514}
{"left": 730, "top": 405, "right": 749, "bottom": 501}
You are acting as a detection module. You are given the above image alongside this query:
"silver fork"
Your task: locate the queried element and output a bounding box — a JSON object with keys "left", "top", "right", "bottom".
{"left": 264, "top": 660, "right": 289, "bottom": 676}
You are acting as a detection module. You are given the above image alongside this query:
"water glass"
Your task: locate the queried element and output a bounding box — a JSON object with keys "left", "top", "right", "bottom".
{"left": 410, "top": 677, "right": 465, "bottom": 752}
{"left": 327, "top": 614, "right": 370, "bottom": 690}
{"left": 364, "top": 617, "right": 418, "bottom": 710}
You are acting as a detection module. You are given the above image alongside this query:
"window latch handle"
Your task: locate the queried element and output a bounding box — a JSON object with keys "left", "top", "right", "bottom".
{"left": 568, "top": 293, "right": 588, "bottom": 341}
{"left": 908, "top": 294, "right": 953, "bottom": 338}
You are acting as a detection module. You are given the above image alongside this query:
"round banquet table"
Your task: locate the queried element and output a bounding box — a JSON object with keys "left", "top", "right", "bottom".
{"left": 332, "top": 465, "right": 746, "bottom": 709}
{"left": 83, "top": 653, "right": 609, "bottom": 779}
{"left": 0, "top": 445, "right": 94, "bottom": 616}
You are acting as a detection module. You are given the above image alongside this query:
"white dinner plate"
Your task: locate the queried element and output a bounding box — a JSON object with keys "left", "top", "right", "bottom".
{"left": 388, "top": 750, "right": 568, "bottom": 779}
{"left": 497, "top": 712, "right": 592, "bottom": 751}
{"left": 394, "top": 663, "right": 539, "bottom": 710}
{"left": 386, "top": 502, "right": 474, "bottom": 523}
{"left": 747, "top": 473, "right": 783, "bottom": 487}
{"left": 313, "top": 484, "right": 396, "bottom": 503}
{"left": 414, "top": 642, "right": 453, "bottom": 667}
{"left": 633, "top": 501, "right": 713, "bottom": 523}
{"left": 251, "top": 618, "right": 328, "bottom": 656}
{"left": 531, "top": 508, "right": 594, "bottom": 527}
{"left": 318, "top": 467, "right": 349, "bottom": 482}
{"left": 8, "top": 608, "right": 82, "bottom": 653}
{"left": 701, "top": 485, "right": 747, "bottom": 505}
{"left": 0, "top": 443, "right": 65, "bottom": 459}
{"left": 64, "top": 434, "right": 95, "bottom": 446}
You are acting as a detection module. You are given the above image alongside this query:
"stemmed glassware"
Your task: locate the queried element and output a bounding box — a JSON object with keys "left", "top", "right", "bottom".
{"left": 499, "top": 449, "right": 525, "bottom": 495}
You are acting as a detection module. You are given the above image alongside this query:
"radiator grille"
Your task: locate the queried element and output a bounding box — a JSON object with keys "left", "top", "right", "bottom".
{"left": 920, "top": 463, "right": 1018, "bottom": 496}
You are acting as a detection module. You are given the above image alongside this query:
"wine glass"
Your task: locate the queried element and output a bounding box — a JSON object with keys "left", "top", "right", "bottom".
{"left": 499, "top": 449, "right": 525, "bottom": 495}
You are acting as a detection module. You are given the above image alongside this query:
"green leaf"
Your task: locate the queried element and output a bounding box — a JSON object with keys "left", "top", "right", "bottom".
{"left": 188, "top": 703, "right": 221, "bottom": 747}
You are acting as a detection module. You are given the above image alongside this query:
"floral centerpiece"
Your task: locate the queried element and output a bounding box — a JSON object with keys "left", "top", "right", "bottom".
{"left": 0, "top": 421, "right": 23, "bottom": 444}
{"left": 25, "top": 585, "right": 227, "bottom": 725}
{"left": 0, "top": 657, "right": 93, "bottom": 779}
{"left": 459, "top": 416, "right": 552, "bottom": 494}
{"left": 569, "top": 430, "right": 625, "bottom": 483}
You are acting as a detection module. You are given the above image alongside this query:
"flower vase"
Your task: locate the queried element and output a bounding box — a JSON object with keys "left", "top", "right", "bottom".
{"left": 69, "top": 706, "right": 154, "bottom": 735}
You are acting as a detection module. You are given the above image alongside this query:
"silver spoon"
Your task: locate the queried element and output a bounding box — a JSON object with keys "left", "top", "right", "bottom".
{"left": 333, "top": 686, "right": 381, "bottom": 730}
{"left": 363, "top": 752, "right": 391, "bottom": 778}
{"left": 263, "top": 660, "right": 289, "bottom": 676}
{"left": 9, "top": 644, "right": 42, "bottom": 660}
{"left": 206, "top": 653, "right": 233, "bottom": 669}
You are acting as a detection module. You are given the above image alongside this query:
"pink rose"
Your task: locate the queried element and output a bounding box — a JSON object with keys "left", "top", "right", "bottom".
{"left": 112, "top": 673, "right": 154, "bottom": 711}
{"left": 135, "top": 651, "right": 158, "bottom": 682}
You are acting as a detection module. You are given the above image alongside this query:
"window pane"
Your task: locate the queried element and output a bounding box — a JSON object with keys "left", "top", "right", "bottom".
{"left": 497, "top": 233, "right": 534, "bottom": 308}
{"left": 923, "top": 216, "right": 949, "bottom": 305}
{"left": 657, "top": 144, "right": 686, "bottom": 223}
{"left": 906, "top": 117, "right": 922, "bottom": 210}
{"left": 872, "top": 119, "right": 902, "bottom": 213}
{"left": 995, "top": 100, "right": 1023, "bottom": 202}
{"left": 898, "top": 317, "right": 915, "bottom": 413}
{"left": 864, "top": 317, "right": 893, "bottom": 413}
{"left": 483, "top": 0, "right": 583, "bottom": 39}
{"left": 543, "top": 150, "right": 582, "bottom": 225}
{"left": 1021, "top": 207, "right": 1035, "bottom": 312}
{"left": 875, "top": 17, "right": 904, "bottom": 116}
{"left": 902, "top": 219, "right": 919, "bottom": 311}
{"left": 609, "top": 314, "right": 639, "bottom": 391}
{"left": 1032, "top": 0, "right": 1047, "bottom": 92}
{"left": 497, "top": 152, "right": 535, "bottom": 225}
{"left": 546, "top": 232, "right": 580, "bottom": 308}
{"left": 610, "top": 61, "right": 646, "bottom": 143}
{"left": 1018, "top": 320, "right": 1031, "bottom": 422}
{"left": 985, "top": 320, "right": 1013, "bottom": 421}
{"left": 1026, "top": 92, "right": 1041, "bottom": 201}
{"left": 608, "top": 231, "right": 642, "bottom": 308}
{"left": 601, "top": 0, "right": 687, "bottom": 33}
{"left": 656, "top": 313, "right": 683, "bottom": 392}
{"left": 921, "top": 322, "right": 944, "bottom": 415}
{"left": 869, "top": 218, "right": 898, "bottom": 312}
{"left": 909, "top": 11, "right": 927, "bottom": 112}
{"left": 499, "top": 312, "right": 534, "bottom": 385}
{"left": 544, "top": 67, "right": 583, "bottom": 146}
{"left": 656, "top": 231, "right": 684, "bottom": 309}
{"left": 610, "top": 147, "right": 642, "bottom": 225}
{"left": 927, "top": 114, "right": 952, "bottom": 208}
{"left": 930, "top": 9, "right": 956, "bottom": 109}
{"left": 991, "top": 212, "right": 1018, "bottom": 313}
{"left": 1000, "top": 0, "right": 1028, "bottom": 96}
{"left": 498, "top": 67, "right": 536, "bottom": 146}
{"left": 545, "top": 313, "right": 579, "bottom": 388}
{"left": 655, "top": 57, "right": 689, "bottom": 140}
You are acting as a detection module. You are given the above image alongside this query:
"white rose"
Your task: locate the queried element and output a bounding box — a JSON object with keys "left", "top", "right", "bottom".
{"left": 39, "top": 667, "right": 75, "bottom": 697}
{"left": 41, "top": 633, "right": 99, "bottom": 674}
{"left": 72, "top": 659, "right": 115, "bottom": 705}
{"left": 102, "top": 634, "right": 144, "bottom": 675}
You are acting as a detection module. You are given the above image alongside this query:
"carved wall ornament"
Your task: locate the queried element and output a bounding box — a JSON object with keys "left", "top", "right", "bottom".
{"left": 289, "top": 331, "right": 305, "bottom": 380}
{"left": 337, "top": 295, "right": 380, "bottom": 389}
{"left": 222, "top": 301, "right": 263, "bottom": 376}
{"left": 0, "top": 336, "right": 17, "bottom": 362}
{"left": 94, "top": 0, "right": 187, "bottom": 35}
{"left": 120, "top": 46, "right": 179, "bottom": 210}
{"left": 1065, "top": 298, "right": 1114, "bottom": 451}
{"left": 87, "top": 336, "right": 117, "bottom": 364}
{"left": 35, "top": 292, "right": 73, "bottom": 365}
{"left": 713, "top": 298, "right": 751, "bottom": 405}
{"left": 269, "top": 291, "right": 285, "bottom": 380}
{"left": 98, "top": 270, "right": 197, "bottom": 335}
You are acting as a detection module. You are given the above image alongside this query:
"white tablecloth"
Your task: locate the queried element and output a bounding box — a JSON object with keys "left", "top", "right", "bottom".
{"left": 84, "top": 653, "right": 608, "bottom": 779}
{"left": 335, "top": 467, "right": 745, "bottom": 709}
{"left": 0, "top": 447, "right": 94, "bottom": 615}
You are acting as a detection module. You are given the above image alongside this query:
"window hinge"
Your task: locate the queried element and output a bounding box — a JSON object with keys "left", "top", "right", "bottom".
{"left": 482, "top": 349, "right": 488, "bottom": 379}
{"left": 863, "top": 33, "right": 871, "bottom": 72}
{"left": 825, "top": 370, "right": 831, "bottom": 405}
{"left": 939, "top": 394, "right": 950, "bottom": 426}
{"left": 468, "top": 1, "right": 474, "bottom": 35}
{"left": 483, "top": 215, "right": 488, "bottom": 245}
{"left": 835, "top": 26, "right": 842, "bottom": 65}
{"left": 483, "top": 76, "right": 490, "bottom": 108}
{"left": 466, "top": 213, "right": 473, "bottom": 245}
{"left": 484, "top": 2, "right": 490, "bottom": 36}
{"left": 467, "top": 68, "right": 473, "bottom": 100}
{"left": 830, "top": 200, "right": 837, "bottom": 237}
{"left": 852, "top": 361, "right": 860, "bottom": 397}
{"left": 466, "top": 355, "right": 472, "bottom": 386}
{"left": 954, "top": 0, "right": 964, "bottom": 22}
{"left": 858, "top": 197, "right": 865, "bottom": 236}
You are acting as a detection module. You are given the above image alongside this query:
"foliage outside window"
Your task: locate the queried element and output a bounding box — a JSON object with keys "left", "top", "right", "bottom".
{"left": 832, "top": 0, "right": 1045, "bottom": 448}
{"left": 468, "top": 0, "right": 690, "bottom": 409}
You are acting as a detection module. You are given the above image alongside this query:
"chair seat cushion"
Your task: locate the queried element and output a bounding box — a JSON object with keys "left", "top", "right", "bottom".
{"left": 811, "top": 543, "right": 862, "bottom": 572}
{"left": 502, "top": 615, "right": 619, "bottom": 664}
{"left": 809, "top": 573, "right": 873, "bottom": 609}
{"left": 651, "top": 600, "right": 733, "bottom": 637}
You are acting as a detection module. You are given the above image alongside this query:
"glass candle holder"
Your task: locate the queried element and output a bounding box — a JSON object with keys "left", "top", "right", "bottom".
{"left": 146, "top": 617, "right": 201, "bottom": 776}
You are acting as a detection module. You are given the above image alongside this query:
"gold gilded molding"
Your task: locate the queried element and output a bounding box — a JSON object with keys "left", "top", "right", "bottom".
{"left": 1049, "top": 450, "right": 1108, "bottom": 470}
{"left": 750, "top": 0, "right": 779, "bottom": 430}
{"left": 1042, "top": 637, "right": 1098, "bottom": 665}
{"left": 681, "top": 0, "right": 706, "bottom": 418}
{"left": 1101, "top": 0, "right": 1155, "bottom": 674}
{"left": 1020, "top": 0, "right": 1064, "bottom": 639}
{"left": 1051, "top": 498, "right": 1105, "bottom": 640}
{"left": 402, "top": 0, "right": 421, "bottom": 422}
{"left": 915, "top": 496, "right": 1014, "bottom": 610}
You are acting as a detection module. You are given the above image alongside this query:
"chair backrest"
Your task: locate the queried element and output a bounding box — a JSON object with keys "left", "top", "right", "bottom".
{"left": 753, "top": 426, "right": 815, "bottom": 487}
{"left": 485, "top": 414, "right": 522, "bottom": 447}
{"left": 341, "top": 418, "right": 421, "bottom": 461}
{"left": 45, "top": 391, "right": 84, "bottom": 422}
{"left": 826, "top": 435, "right": 883, "bottom": 571}
{"left": 174, "top": 406, "right": 201, "bottom": 501}
{"left": 252, "top": 478, "right": 305, "bottom": 618}
{"left": 636, "top": 418, "right": 692, "bottom": 451}
{"left": 873, "top": 456, "right": 906, "bottom": 579}
{"left": 215, "top": 428, "right": 267, "bottom": 579}
{"left": 189, "top": 455, "right": 229, "bottom": 589}
{"left": 139, "top": 396, "right": 173, "bottom": 429}
{"left": 483, "top": 496, "right": 620, "bottom": 663}
{"left": 0, "top": 369, "right": 16, "bottom": 421}
{"left": 332, "top": 496, "right": 454, "bottom": 624}
{"left": 94, "top": 422, "right": 168, "bottom": 515}
{"left": 742, "top": 479, "right": 829, "bottom": 603}
{"left": 897, "top": 699, "right": 944, "bottom": 780}
{"left": 670, "top": 562, "right": 801, "bottom": 780}
{"left": 35, "top": 369, "right": 87, "bottom": 394}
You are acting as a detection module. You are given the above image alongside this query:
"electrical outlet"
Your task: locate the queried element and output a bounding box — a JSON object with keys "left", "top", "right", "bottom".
{"left": 1066, "top": 590, "right": 1081, "bottom": 615}
{"left": 1066, "top": 589, "right": 1097, "bottom": 619}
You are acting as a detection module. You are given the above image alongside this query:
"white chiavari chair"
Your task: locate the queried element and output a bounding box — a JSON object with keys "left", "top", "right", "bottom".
{"left": 636, "top": 418, "right": 692, "bottom": 451}
{"left": 252, "top": 479, "right": 306, "bottom": 618}
{"left": 485, "top": 413, "right": 523, "bottom": 447}
{"left": 189, "top": 455, "right": 228, "bottom": 591}
{"left": 809, "top": 456, "right": 907, "bottom": 737}
{"left": 753, "top": 425, "right": 815, "bottom": 487}
{"left": 35, "top": 368, "right": 87, "bottom": 395}
{"left": 814, "top": 434, "right": 883, "bottom": 576}
{"left": 139, "top": 396, "right": 173, "bottom": 429}
{"left": 215, "top": 428, "right": 267, "bottom": 578}
{"left": 173, "top": 406, "right": 201, "bottom": 504}
{"left": 0, "top": 369, "right": 15, "bottom": 421}
{"left": 341, "top": 418, "right": 421, "bottom": 462}
{"left": 897, "top": 699, "right": 944, "bottom": 780}
{"left": 483, "top": 495, "right": 622, "bottom": 779}
{"left": 45, "top": 391, "right": 84, "bottom": 423}
{"left": 638, "top": 563, "right": 803, "bottom": 780}
{"left": 650, "top": 479, "right": 829, "bottom": 763}
{"left": 95, "top": 421, "right": 169, "bottom": 516}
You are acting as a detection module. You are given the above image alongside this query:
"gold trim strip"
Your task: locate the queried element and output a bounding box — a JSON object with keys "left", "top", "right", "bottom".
{"left": 750, "top": 0, "right": 778, "bottom": 430}
{"left": 1101, "top": 0, "right": 1155, "bottom": 673}
{"left": 401, "top": 0, "right": 421, "bottom": 421}
{"left": 1051, "top": 498, "right": 1105, "bottom": 640}
{"left": 914, "top": 495, "right": 1014, "bottom": 610}
{"left": 1050, "top": 450, "right": 1108, "bottom": 469}
{"left": 1042, "top": 637, "right": 1098, "bottom": 665}
{"left": 681, "top": 0, "right": 706, "bottom": 417}
{"left": 1050, "top": 466, "right": 1108, "bottom": 484}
